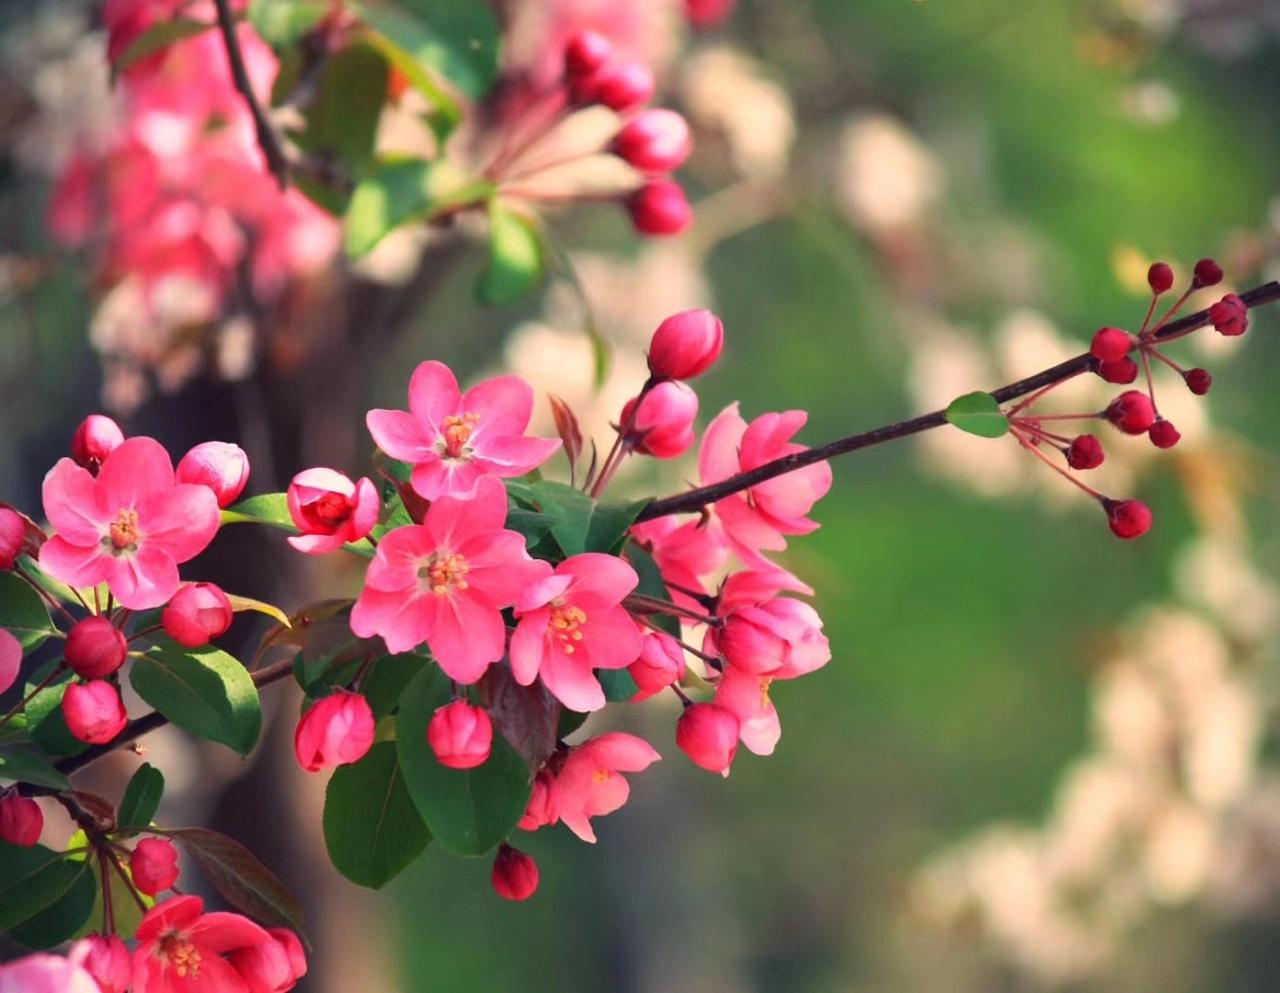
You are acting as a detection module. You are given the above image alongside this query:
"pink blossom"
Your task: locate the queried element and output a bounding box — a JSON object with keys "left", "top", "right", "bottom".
{"left": 351, "top": 477, "right": 550, "bottom": 683}
{"left": 292, "top": 691, "right": 374, "bottom": 773}
{"left": 132, "top": 894, "right": 270, "bottom": 993}
{"left": 629, "top": 517, "right": 727, "bottom": 610}
{"left": 0, "top": 953, "right": 101, "bottom": 993}
{"left": 131, "top": 837, "right": 180, "bottom": 895}
{"left": 710, "top": 573, "right": 831, "bottom": 679}
{"left": 71, "top": 415, "right": 125, "bottom": 472}
{"left": 518, "top": 770, "right": 557, "bottom": 831}
{"left": 0, "top": 629, "right": 21, "bottom": 696}
{"left": 675, "top": 702, "right": 739, "bottom": 774}
{"left": 366, "top": 361, "right": 561, "bottom": 500}
{"left": 612, "top": 109, "right": 693, "bottom": 173}
{"left": 62, "top": 681, "right": 129, "bottom": 745}
{"left": 427, "top": 701, "right": 493, "bottom": 770}
{"left": 646, "top": 309, "right": 724, "bottom": 381}
{"left": 698, "top": 403, "right": 832, "bottom": 558}
{"left": 0, "top": 508, "right": 24, "bottom": 571}
{"left": 176, "top": 442, "right": 250, "bottom": 508}
{"left": 72, "top": 935, "right": 132, "bottom": 993}
{"left": 227, "top": 929, "right": 307, "bottom": 993}
{"left": 284, "top": 468, "right": 379, "bottom": 555}
{"left": 627, "top": 180, "right": 692, "bottom": 236}
{"left": 620, "top": 381, "right": 699, "bottom": 459}
{"left": 712, "top": 665, "right": 781, "bottom": 756}
{"left": 39, "top": 437, "right": 220, "bottom": 610}
{"left": 162, "top": 582, "right": 234, "bottom": 648}
{"left": 628, "top": 630, "right": 686, "bottom": 700}
{"left": 510, "top": 553, "right": 643, "bottom": 712}
{"left": 548, "top": 732, "right": 660, "bottom": 842}
{"left": 0, "top": 794, "right": 43, "bottom": 847}
{"left": 65, "top": 617, "right": 128, "bottom": 679}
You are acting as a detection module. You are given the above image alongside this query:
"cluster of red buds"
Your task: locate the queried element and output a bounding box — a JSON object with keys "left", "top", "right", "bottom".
{"left": 1000, "top": 258, "right": 1248, "bottom": 539}
{"left": 485, "top": 29, "right": 694, "bottom": 236}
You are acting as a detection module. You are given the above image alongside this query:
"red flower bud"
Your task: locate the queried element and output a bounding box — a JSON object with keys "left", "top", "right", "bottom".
{"left": 583, "top": 60, "right": 654, "bottom": 111}
{"left": 176, "top": 441, "right": 250, "bottom": 508}
{"left": 1066, "top": 434, "right": 1105, "bottom": 470}
{"left": 228, "top": 927, "right": 308, "bottom": 993}
{"left": 0, "top": 629, "right": 18, "bottom": 696}
{"left": 1209, "top": 293, "right": 1248, "bottom": 337}
{"left": 1147, "top": 261, "right": 1174, "bottom": 294}
{"left": 1106, "top": 390, "right": 1156, "bottom": 435}
{"left": 1148, "top": 419, "right": 1181, "bottom": 449}
{"left": 621, "top": 381, "right": 699, "bottom": 458}
{"left": 685, "top": 0, "right": 737, "bottom": 27}
{"left": 74, "top": 934, "right": 132, "bottom": 993}
{"left": 563, "top": 29, "right": 613, "bottom": 78}
{"left": 1193, "top": 257, "right": 1223, "bottom": 287}
{"left": 491, "top": 843, "right": 539, "bottom": 901}
{"left": 62, "top": 680, "right": 128, "bottom": 745}
{"left": 65, "top": 616, "right": 127, "bottom": 679}
{"left": 613, "top": 109, "right": 693, "bottom": 173}
{"left": 293, "top": 690, "right": 375, "bottom": 772}
{"left": 427, "top": 700, "right": 493, "bottom": 770}
{"left": 1184, "top": 367, "right": 1212, "bottom": 395}
{"left": 71, "top": 415, "right": 124, "bottom": 472}
{"left": 162, "top": 582, "right": 234, "bottom": 648}
{"left": 1097, "top": 356, "right": 1138, "bottom": 384}
{"left": 647, "top": 309, "right": 724, "bottom": 380}
{"left": 628, "top": 631, "right": 686, "bottom": 699}
{"left": 285, "top": 468, "right": 380, "bottom": 554}
{"left": 130, "top": 837, "right": 180, "bottom": 895}
{"left": 1089, "top": 327, "right": 1133, "bottom": 362}
{"left": 517, "top": 771, "right": 557, "bottom": 831}
{"left": 0, "top": 793, "right": 43, "bottom": 846}
{"left": 1105, "top": 498, "right": 1153, "bottom": 540}
{"left": 676, "top": 702, "right": 739, "bottom": 775}
{"left": 627, "top": 180, "right": 693, "bottom": 236}
{"left": 0, "top": 509, "right": 24, "bottom": 571}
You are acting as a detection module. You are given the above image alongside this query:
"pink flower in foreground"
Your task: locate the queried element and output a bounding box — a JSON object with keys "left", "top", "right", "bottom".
{"left": 176, "top": 442, "right": 250, "bottom": 508}
{"left": 629, "top": 517, "right": 727, "bottom": 610}
{"left": 620, "top": 381, "right": 699, "bottom": 459}
{"left": 72, "top": 934, "right": 132, "bottom": 993}
{"left": 351, "top": 477, "right": 550, "bottom": 683}
{"left": 162, "top": 582, "right": 234, "bottom": 648}
{"left": 131, "top": 837, "right": 180, "bottom": 895}
{"left": 366, "top": 361, "right": 560, "bottom": 500}
{"left": 510, "top": 553, "right": 643, "bottom": 712}
{"left": 227, "top": 928, "right": 307, "bottom": 993}
{"left": 548, "top": 732, "right": 660, "bottom": 842}
{"left": 712, "top": 665, "right": 781, "bottom": 756}
{"left": 39, "top": 437, "right": 221, "bottom": 609}
{"left": 62, "top": 681, "right": 129, "bottom": 745}
{"left": 292, "top": 691, "right": 374, "bottom": 773}
{"left": 285, "top": 468, "right": 379, "bottom": 555}
{"left": 0, "top": 953, "right": 101, "bottom": 993}
{"left": 628, "top": 630, "right": 686, "bottom": 700}
{"left": 719, "top": 595, "right": 831, "bottom": 678}
{"left": 698, "top": 403, "right": 832, "bottom": 558}
{"left": 132, "top": 894, "right": 270, "bottom": 993}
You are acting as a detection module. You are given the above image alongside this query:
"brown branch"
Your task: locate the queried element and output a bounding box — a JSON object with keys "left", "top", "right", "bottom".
{"left": 637, "top": 281, "right": 1280, "bottom": 522}
{"left": 54, "top": 657, "right": 298, "bottom": 777}
{"left": 212, "top": 0, "right": 290, "bottom": 188}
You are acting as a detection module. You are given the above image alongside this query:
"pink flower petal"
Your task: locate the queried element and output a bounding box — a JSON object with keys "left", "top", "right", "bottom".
{"left": 738, "top": 410, "right": 808, "bottom": 469}
{"left": 697, "top": 403, "right": 746, "bottom": 485}
{"left": 470, "top": 436, "right": 561, "bottom": 475}
{"left": 558, "top": 553, "right": 639, "bottom": 605}
{"left": 577, "top": 606, "right": 643, "bottom": 671}
{"left": 366, "top": 409, "right": 435, "bottom": 464}
{"left": 538, "top": 648, "right": 605, "bottom": 712}
{"left": 136, "top": 483, "right": 219, "bottom": 562}
{"left": 459, "top": 374, "right": 534, "bottom": 441}
{"left": 37, "top": 536, "right": 110, "bottom": 591}
{"left": 515, "top": 573, "right": 573, "bottom": 613}
{"left": 105, "top": 543, "right": 180, "bottom": 610}
{"left": 42, "top": 458, "right": 107, "bottom": 544}
{"left": 136, "top": 895, "right": 204, "bottom": 943}
{"left": 508, "top": 609, "right": 550, "bottom": 686}
{"left": 96, "top": 437, "right": 175, "bottom": 509}
{"left": 407, "top": 360, "right": 461, "bottom": 434}
{"left": 427, "top": 591, "right": 506, "bottom": 684}
{"left": 350, "top": 586, "right": 433, "bottom": 655}
{"left": 424, "top": 476, "right": 508, "bottom": 550}
{"left": 189, "top": 911, "right": 270, "bottom": 953}
{"left": 582, "top": 732, "right": 661, "bottom": 772}
{"left": 289, "top": 467, "right": 355, "bottom": 498}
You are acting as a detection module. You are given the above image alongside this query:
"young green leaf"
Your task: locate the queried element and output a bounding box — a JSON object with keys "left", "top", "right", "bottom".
{"left": 118, "top": 763, "right": 165, "bottom": 832}
{"left": 945, "top": 391, "right": 1010, "bottom": 438}
{"left": 247, "top": 0, "right": 329, "bottom": 48}
{"left": 24, "top": 665, "right": 86, "bottom": 758}
{"left": 0, "top": 573, "right": 54, "bottom": 651}
{"left": 8, "top": 857, "right": 96, "bottom": 949}
{"left": 0, "top": 749, "right": 71, "bottom": 792}
{"left": 131, "top": 644, "right": 262, "bottom": 756}
{"left": 598, "top": 668, "right": 639, "bottom": 703}
{"left": 477, "top": 201, "right": 544, "bottom": 307}
{"left": 344, "top": 157, "right": 491, "bottom": 258}
{"left": 0, "top": 843, "right": 82, "bottom": 931}
{"left": 584, "top": 499, "right": 651, "bottom": 556}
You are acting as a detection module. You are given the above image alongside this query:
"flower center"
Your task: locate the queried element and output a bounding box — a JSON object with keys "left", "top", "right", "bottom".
{"left": 591, "top": 768, "right": 611, "bottom": 784}
{"left": 440, "top": 413, "right": 480, "bottom": 459}
{"left": 107, "top": 508, "right": 141, "bottom": 551}
{"left": 758, "top": 676, "right": 774, "bottom": 708}
{"left": 549, "top": 603, "right": 587, "bottom": 654}
{"left": 421, "top": 552, "right": 469, "bottom": 595}
{"left": 160, "top": 936, "right": 202, "bottom": 978}
{"left": 310, "top": 492, "right": 351, "bottom": 526}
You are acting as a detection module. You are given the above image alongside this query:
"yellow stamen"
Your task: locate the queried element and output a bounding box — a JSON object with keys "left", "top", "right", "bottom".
{"left": 107, "top": 508, "right": 140, "bottom": 551}
{"left": 440, "top": 412, "right": 480, "bottom": 459}
{"left": 421, "top": 552, "right": 469, "bottom": 595}
{"left": 549, "top": 603, "right": 587, "bottom": 654}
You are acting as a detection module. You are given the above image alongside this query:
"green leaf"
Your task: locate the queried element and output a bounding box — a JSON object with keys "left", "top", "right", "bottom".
{"left": 344, "top": 157, "right": 492, "bottom": 257}
{"left": 361, "top": 654, "right": 428, "bottom": 717}
{"left": 944, "top": 391, "right": 1010, "bottom": 439}
{"left": 504, "top": 508, "right": 554, "bottom": 547}
{"left": 598, "top": 667, "right": 639, "bottom": 703}
{"left": 624, "top": 545, "right": 679, "bottom": 638}
{"left": 222, "top": 493, "right": 292, "bottom": 530}
{"left": 323, "top": 741, "right": 431, "bottom": 888}
{"left": 358, "top": 8, "right": 459, "bottom": 126}
{"left": 584, "top": 499, "right": 650, "bottom": 555}
{"left": 131, "top": 644, "right": 262, "bottom": 756}
{"left": 0, "top": 843, "right": 81, "bottom": 931}
{"left": 113, "top": 17, "right": 214, "bottom": 75}
{"left": 290, "top": 41, "right": 387, "bottom": 174}
{"left": 167, "top": 827, "right": 308, "bottom": 940}
{"left": 118, "top": 763, "right": 165, "bottom": 832}
{"left": 526, "top": 481, "right": 594, "bottom": 557}
{"left": 477, "top": 200, "right": 544, "bottom": 307}
{"left": 0, "top": 748, "right": 71, "bottom": 791}
{"left": 247, "top": 0, "right": 328, "bottom": 47}
{"left": 396, "top": 667, "right": 531, "bottom": 856}
{"left": 0, "top": 572, "right": 54, "bottom": 651}
{"left": 395, "top": 0, "right": 501, "bottom": 100}
{"left": 25, "top": 665, "right": 86, "bottom": 758}
{"left": 9, "top": 858, "right": 96, "bottom": 949}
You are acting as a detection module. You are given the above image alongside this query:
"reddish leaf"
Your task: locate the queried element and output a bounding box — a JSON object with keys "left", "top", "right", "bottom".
{"left": 547, "top": 394, "right": 583, "bottom": 476}
{"left": 479, "top": 666, "right": 559, "bottom": 770}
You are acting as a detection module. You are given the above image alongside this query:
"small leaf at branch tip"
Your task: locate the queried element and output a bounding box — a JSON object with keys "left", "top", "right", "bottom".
{"left": 226, "top": 594, "right": 292, "bottom": 629}
{"left": 945, "top": 391, "right": 1010, "bottom": 439}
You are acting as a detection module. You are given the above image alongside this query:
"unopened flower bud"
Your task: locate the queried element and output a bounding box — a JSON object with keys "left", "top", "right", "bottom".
{"left": 491, "top": 843, "right": 539, "bottom": 901}
{"left": 647, "top": 309, "right": 724, "bottom": 380}
{"left": 578, "top": 60, "right": 654, "bottom": 111}
{"left": 563, "top": 29, "right": 612, "bottom": 77}
{"left": 1184, "top": 367, "right": 1212, "bottom": 395}
{"left": 1097, "top": 357, "right": 1138, "bottom": 384}
{"left": 1106, "top": 390, "right": 1156, "bottom": 435}
{"left": 1104, "top": 498, "right": 1152, "bottom": 540}
{"left": 293, "top": 690, "right": 375, "bottom": 772}
{"left": 620, "top": 381, "right": 699, "bottom": 458}
{"left": 176, "top": 441, "right": 250, "bottom": 508}
{"left": 73, "top": 934, "right": 131, "bottom": 993}
{"left": 1193, "top": 257, "right": 1223, "bottom": 287}
{"left": 676, "top": 702, "right": 739, "bottom": 775}
{"left": 286, "top": 468, "right": 380, "bottom": 554}
{"left": 1147, "top": 261, "right": 1174, "bottom": 294}
{"left": 62, "top": 680, "right": 128, "bottom": 745}
{"left": 71, "top": 415, "right": 124, "bottom": 472}
{"left": 162, "top": 582, "right": 234, "bottom": 648}
{"left": 613, "top": 109, "right": 692, "bottom": 173}
{"left": 427, "top": 700, "right": 493, "bottom": 770}
{"left": 686, "top": 0, "right": 737, "bottom": 27}
{"left": 228, "top": 927, "right": 308, "bottom": 993}
{"left": 1066, "top": 434, "right": 1105, "bottom": 470}
{"left": 517, "top": 771, "right": 556, "bottom": 831}
{"left": 0, "top": 509, "right": 24, "bottom": 570}
{"left": 65, "top": 617, "right": 127, "bottom": 679}
{"left": 627, "top": 180, "right": 692, "bottom": 236}
{"left": 1148, "top": 419, "right": 1181, "bottom": 449}
{"left": 1089, "top": 327, "right": 1133, "bottom": 362}
{"left": 0, "top": 793, "right": 43, "bottom": 846}
{"left": 1209, "top": 293, "right": 1248, "bottom": 336}
{"left": 628, "top": 631, "right": 685, "bottom": 698}
{"left": 130, "top": 837, "right": 179, "bottom": 895}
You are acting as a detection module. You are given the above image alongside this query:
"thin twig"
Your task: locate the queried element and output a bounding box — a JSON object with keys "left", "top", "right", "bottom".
{"left": 212, "top": 0, "right": 290, "bottom": 187}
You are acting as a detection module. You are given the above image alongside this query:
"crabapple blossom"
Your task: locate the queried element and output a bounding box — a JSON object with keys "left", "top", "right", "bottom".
{"left": 40, "top": 437, "right": 220, "bottom": 609}
{"left": 427, "top": 701, "right": 493, "bottom": 770}
{"left": 73, "top": 935, "right": 132, "bottom": 993}
{"left": 131, "top": 895, "right": 270, "bottom": 993}
{"left": 0, "top": 793, "right": 43, "bottom": 847}
{"left": 71, "top": 415, "right": 124, "bottom": 472}
{"left": 548, "top": 733, "right": 660, "bottom": 842}
{"left": 366, "top": 361, "right": 561, "bottom": 501}
{"left": 227, "top": 928, "right": 307, "bottom": 993}
{"left": 176, "top": 442, "right": 250, "bottom": 508}
{"left": 62, "top": 681, "right": 128, "bottom": 745}
{"left": 351, "top": 477, "right": 549, "bottom": 681}
{"left": 647, "top": 309, "right": 725, "bottom": 381}
{"left": 0, "top": 629, "right": 22, "bottom": 696}
{"left": 718, "top": 589, "right": 832, "bottom": 678}
{"left": 510, "top": 553, "right": 643, "bottom": 712}
{"left": 162, "top": 582, "right": 234, "bottom": 648}
{"left": 292, "top": 691, "right": 375, "bottom": 773}
{"left": 65, "top": 616, "right": 128, "bottom": 679}
{"left": 0, "top": 509, "right": 24, "bottom": 570}
{"left": 629, "top": 630, "right": 687, "bottom": 700}
{"left": 0, "top": 953, "right": 100, "bottom": 993}
{"left": 285, "top": 469, "right": 379, "bottom": 554}
{"left": 613, "top": 110, "right": 693, "bottom": 173}
{"left": 676, "top": 703, "right": 740, "bottom": 774}
{"left": 131, "top": 837, "right": 181, "bottom": 896}
{"left": 491, "top": 844, "right": 540, "bottom": 901}
{"left": 627, "top": 180, "right": 693, "bottom": 236}
{"left": 629, "top": 517, "right": 727, "bottom": 609}
{"left": 574, "top": 59, "right": 654, "bottom": 110}
{"left": 713, "top": 665, "right": 785, "bottom": 756}
{"left": 620, "top": 381, "right": 699, "bottom": 458}
{"left": 518, "top": 771, "right": 557, "bottom": 831}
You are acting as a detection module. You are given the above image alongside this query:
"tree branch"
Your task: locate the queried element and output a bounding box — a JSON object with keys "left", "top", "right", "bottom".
{"left": 213, "top": 0, "right": 291, "bottom": 188}
{"left": 637, "top": 281, "right": 1280, "bottom": 522}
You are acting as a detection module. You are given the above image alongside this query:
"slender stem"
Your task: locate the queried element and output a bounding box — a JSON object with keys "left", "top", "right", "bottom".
{"left": 592, "top": 378, "right": 654, "bottom": 498}
{"left": 0, "top": 664, "right": 66, "bottom": 731}
{"left": 636, "top": 280, "right": 1280, "bottom": 522}
{"left": 213, "top": 0, "right": 290, "bottom": 187}
{"left": 106, "top": 850, "right": 148, "bottom": 914}
{"left": 14, "top": 564, "right": 78, "bottom": 625}
{"left": 99, "top": 850, "right": 116, "bottom": 936}
{"left": 1013, "top": 429, "right": 1105, "bottom": 501}
{"left": 625, "top": 593, "right": 721, "bottom": 626}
